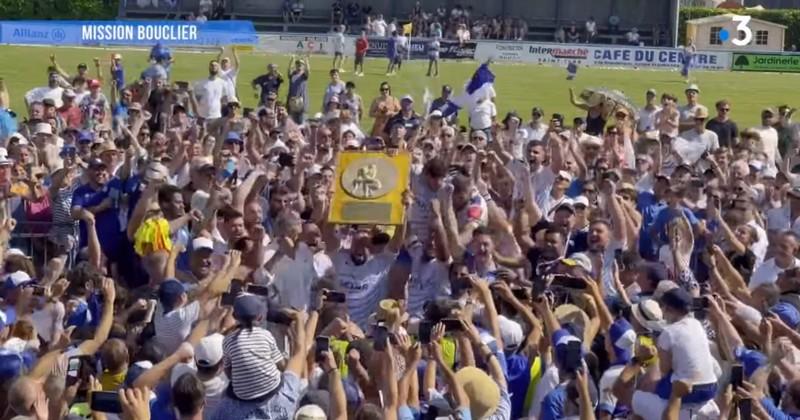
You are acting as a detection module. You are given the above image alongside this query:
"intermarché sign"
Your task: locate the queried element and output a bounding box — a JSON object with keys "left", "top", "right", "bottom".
{"left": 732, "top": 52, "right": 800, "bottom": 73}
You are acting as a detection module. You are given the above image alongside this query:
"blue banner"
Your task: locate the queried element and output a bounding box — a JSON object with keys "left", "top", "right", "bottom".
{"left": 0, "top": 20, "right": 257, "bottom": 46}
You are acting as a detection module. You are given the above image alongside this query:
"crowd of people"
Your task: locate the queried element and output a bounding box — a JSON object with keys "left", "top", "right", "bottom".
{"left": 2, "top": 39, "right": 800, "bottom": 420}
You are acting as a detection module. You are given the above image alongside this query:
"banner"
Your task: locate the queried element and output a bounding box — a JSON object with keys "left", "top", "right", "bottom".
{"left": 732, "top": 53, "right": 800, "bottom": 73}
{"left": 256, "top": 33, "right": 341, "bottom": 55}
{"left": 362, "top": 37, "right": 476, "bottom": 60}
{"left": 474, "top": 41, "right": 731, "bottom": 71}
{"left": 0, "top": 20, "right": 257, "bottom": 46}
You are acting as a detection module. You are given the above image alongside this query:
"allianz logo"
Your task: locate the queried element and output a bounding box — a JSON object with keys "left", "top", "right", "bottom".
{"left": 496, "top": 44, "right": 523, "bottom": 51}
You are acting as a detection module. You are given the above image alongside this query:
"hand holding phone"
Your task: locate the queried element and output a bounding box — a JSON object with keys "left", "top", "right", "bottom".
{"left": 324, "top": 290, "right": 347, "bottom": 303}
{"left": 418, "top": 320, "right": 433, "bottom": 344}
{"left": 373, "top": 325, "right": 389, "bottom": 351}
{"left": 90, "top": 391, "right": 123, "bottom": 414}
{"left": 315, "top": 336, "right": 330, "bottom": 362}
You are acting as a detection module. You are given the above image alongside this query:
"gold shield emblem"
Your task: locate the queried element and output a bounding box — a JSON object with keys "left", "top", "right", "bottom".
{"left": 329, "top": 151, "right": 410, "bottom": 225}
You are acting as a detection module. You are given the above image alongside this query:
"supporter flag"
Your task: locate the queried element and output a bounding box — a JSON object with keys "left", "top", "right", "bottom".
{"left": 402, "top": 22, "right": 413, "bottom": 36}
{"left": 445, "top": 62, "right": 495, "bottom": 117}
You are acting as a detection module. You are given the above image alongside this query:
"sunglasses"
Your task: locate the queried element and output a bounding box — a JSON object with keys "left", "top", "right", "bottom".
{"left": 380, "top": 87, "right": 390, "bottom": 92}
{"left": 719, "top": 108, "right": 730, "bottom": 112}
{"left": 695, "top": 118, "right": 706, "bottom": 122}
{"left": 583, "top": 188, "right": 597, "bottom": 193}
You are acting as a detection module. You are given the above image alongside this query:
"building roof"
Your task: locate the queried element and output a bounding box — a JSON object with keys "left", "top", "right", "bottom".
{"left": 686, "top": 13, "right": 787, "bottom": 29}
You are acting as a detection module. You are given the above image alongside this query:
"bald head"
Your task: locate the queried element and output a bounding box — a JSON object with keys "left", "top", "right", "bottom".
{"left": 8, "top": 376, "right": 38, "bottom": 416}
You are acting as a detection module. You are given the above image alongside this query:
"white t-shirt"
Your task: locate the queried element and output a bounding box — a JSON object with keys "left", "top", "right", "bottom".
{"left": 469, "top": 100, "right": 496, "bottom": 130}
{"left": 676, "top": 129, "right": 720, "bottom": 163}
{"left": 749, "top": 257, "right": 800, "bottom": 290}
{"left": 522, "top": 123, "right": 549, "bottom": 142}
{"left": 25, "top": 86, "right": 64, "bottom": 108}
{"left": 333, "top": 32, "right": 346, "bottom": 53}
{"left": 657, "top": 316, "right": 717, "bottom": 384}
{"left": 749, "top": 219, "right": 768, "bottom": 265}
{"left": 262, "top": 242, "right": 318, "bottom": 311}
{"left": 638, "top": 106, "right": 662, "bottom": 132}
{"left": 753, "top": 125, "right": 780, "bottom": 167}
{"left": 220, "top": 68, "right": 238, "bottom": 97}
{"left": 597, "top": 364, "right": 625, "bottom": 415}
{"left": 409, "top": 172, "right": 440, "bottom": 240}
{"left": 332, "top": 251, "right": 395, "bottom": 329}
{"left": 405, "top": 245, "right": 451, "bottom": 318}
{"left": 678, "top": 103, "right": 703, "bottom": 126}
{"left": 30, "top": 301, "right": 65, "bottom": 344}
{"left": 374, "top": 19, "right": 387, "bottom": 36}
{"left": 193, "top": 77, "right": 233, "bottom": 119}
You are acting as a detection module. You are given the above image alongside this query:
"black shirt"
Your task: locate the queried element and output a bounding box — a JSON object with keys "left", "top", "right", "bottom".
{"left": 252, "top": 73, "right": 284, "bottom": 106}
{"left": 705, "top": 118, "right": 739, "bottom": 148}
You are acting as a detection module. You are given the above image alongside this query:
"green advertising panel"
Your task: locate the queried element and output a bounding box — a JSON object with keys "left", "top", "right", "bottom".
{"left": 732, "top": 53, "right": 800, "bottom": 73}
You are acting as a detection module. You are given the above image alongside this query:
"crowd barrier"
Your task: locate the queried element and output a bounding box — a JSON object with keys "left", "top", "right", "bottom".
{"left": 254, "top": 32, "right": 734, "bottom": 72}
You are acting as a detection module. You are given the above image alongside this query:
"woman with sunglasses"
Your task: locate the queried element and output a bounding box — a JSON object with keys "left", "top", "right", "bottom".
{"left": 368, "top": 82, "right": 400, "bottom": 137}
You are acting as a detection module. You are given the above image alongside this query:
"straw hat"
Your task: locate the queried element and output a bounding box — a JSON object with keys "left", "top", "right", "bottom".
{"left": 454, "top": 366, "right": 501, "bottom": 419}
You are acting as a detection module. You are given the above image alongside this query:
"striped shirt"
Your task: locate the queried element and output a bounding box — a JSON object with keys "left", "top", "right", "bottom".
{"left": 222, "top": 327, "right": 283, "bottom": 400}
{"left": 50, "top": 182, "right": 79, "bottom": 242}
{"left": 332, "top": 251, "right": 395, "bottom": 329}
{"left": 153, "top": 301, "right": 200, "bottom": 355}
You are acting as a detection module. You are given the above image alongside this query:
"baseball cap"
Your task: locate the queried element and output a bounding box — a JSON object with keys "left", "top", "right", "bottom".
{"left": 88, "top": 79, "right": 101, "bottom": 89}
{"left": 685, "top": 83, "right": 700, "bottom": 93}
{"left": 429, "top": 110, "right": 443, "bottom": 118}
{"left": 572, "top": 196, "right": 589, "bottom": 209}
{"left": 554, "top": 199, "right": 575, "bottom": 214}
{"left": 442, "top": 85, "right": 453, "bottom": 93}
{"left": 42, "top": 98, "right": 56, "bottom": 107}
{"left": 34, "top": 123, "right": 53, "bottom": 136}
{"left": 225, "top": 131, "right": 243, "bottom": 143}
{"left": 87, "top": 158, "right": 107, "bottom": 169}
{"left": 608, "top": 318, "right": 635, "bottom": 363}
{"left": 561, "top": 252, "right": 592, "bottom": 273}
{"left": 192, "top": 237, "right": 214, "bottom": 252}
{"left": 401, "top": 95, "right": 414, "bottom": 102}
{"left": 556, "top": 170, "right": 573, "bottom": 182}
{"left": 227, "top": 96, "right": 240, "bottom": 105}
{"left": 64, "top": 89, "right": 77, "bottom": 98}
{"left": 2, "top": 271, "right": 33, "bottom": 296}
{"left": 195, "top": 333, "right": 224, "bottom": 367}
{"left": 770, "top": 301, "right": 800, "bottom": 329}
{"left": 158, "top": 279, "right": 187, "bottom": 312}
{"left": 646, "top": 88, "right": 657, "bottom": 95}
{"left": 233, "top": 294, "right": 264, "bottom": 322}
{"left": 78, "top": 130, "right": 94, "bottom": 143}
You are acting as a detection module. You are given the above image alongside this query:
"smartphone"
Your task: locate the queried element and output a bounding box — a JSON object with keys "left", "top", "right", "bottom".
{"left": 739, "top": 398, "right": 752, "bottom": 420}
{"left": 66, "top": 356, "right": 94, "bottom": 402}
{"left": 731, "top": 364, "right": 744, "bottom": 389}
{"left": 511, "top": 288, "right": 529, "bottom": 300}
{"left": 418, "top": 320, "right": 433, "bottom": 344}
{"left": 563, "top": 340, "right": 583, "bottom": 373}
{"left": 550, "top": 275, "right": 587, "bottom": 290}
{"left": 277, "top": 152, "right": 295, "bottom": 168}
{"left": 90, "top": 391, "right": 123, "bottom": 414}
{"left": 441, "top": 318, "right": 464, "bottom": 332}
{"left": 175, "top": 81, "right": 189, "bottom": 90}
{"left": 324, "top": 290, "right": 347, "bottom": 303}
{"left": 266, "top": 307, "right": 294, "bottom": 325}
{"left": 315, "top": 336, "right": 330, "bottom": 361}
{"left": 247, "top": 284, "right": 272, "bottom": 297}
{"left": 220, "top": 292, "right": 236, "bottom": 306}
{"left": 693, "top": 296, "right": 709, "bottom": 310}
{"left": 31, "top": 285, "right": 46, "bottom": 296}
{"left": 115, "top": 136, "right": 131, "bottom": 150}
{"left": 373, "top": 325, "right": 389, "bottom": 351}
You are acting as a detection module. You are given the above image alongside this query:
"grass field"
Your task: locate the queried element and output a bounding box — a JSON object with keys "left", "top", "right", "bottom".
{"left": 1, "top": 44, "right": 799, "bottom": 128}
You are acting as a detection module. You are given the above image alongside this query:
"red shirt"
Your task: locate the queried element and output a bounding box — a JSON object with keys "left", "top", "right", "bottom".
{"left": 58, "top": 104, "right": 83, "bottom": 130}
{"left": 356, "top": 38, "right": 369, "bottom": 55}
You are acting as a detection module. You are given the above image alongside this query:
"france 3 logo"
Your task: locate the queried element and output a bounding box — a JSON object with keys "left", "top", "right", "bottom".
{"left": 719, "top": 15, "right": 753, "bottom": 46}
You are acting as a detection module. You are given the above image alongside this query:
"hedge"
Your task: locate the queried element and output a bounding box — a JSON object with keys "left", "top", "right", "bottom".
{"left": 680, "top": 7, "right": 800, "bottom": 50}
{"left": 0, "top": 0, "right": 118, "bottom": 20}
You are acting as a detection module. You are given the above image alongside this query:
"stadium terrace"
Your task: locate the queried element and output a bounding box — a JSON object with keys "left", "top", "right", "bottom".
{"left": 80, "top": 24, "right": 198, "bottom": 42}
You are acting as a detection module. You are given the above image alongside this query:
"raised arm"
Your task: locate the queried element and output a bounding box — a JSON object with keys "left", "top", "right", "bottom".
{"left": 77, "top": 278, "right": 116, "bottom": 355}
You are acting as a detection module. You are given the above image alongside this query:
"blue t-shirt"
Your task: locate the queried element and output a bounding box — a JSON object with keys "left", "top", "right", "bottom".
{"left": 761, "top": 397, "right": 800, "bottom": 420}
{"left": 539, "top": 384, "right": 567, "bottom": 420}
{"left": 650, "top": 205, "right": 699, "bottom": 245}
{"left": 0, "top": 108, "right": 18, "bottom": 143}
{"left": 150, "top": 382, "right": 176, "bottom": 420}
{"left": 112, "top": 66, "right": 125, "bottom": 90}
{"left": 71, "top": 179, "right": 123, "bottom": 258}
{"left": 637, "top": 191, "right": 666, "bottom": 260}
{"left": 387, "top": 37, "right": 398, "bottom": 58}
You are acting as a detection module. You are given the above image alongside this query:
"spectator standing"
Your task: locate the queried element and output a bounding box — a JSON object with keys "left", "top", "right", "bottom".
{"left": 286, "top": 55, "right": 309, "bottom": 124}
{"left": 705, "top": 99, "right": 739, "bottom": 148}
{"left": 638, "top": 88, "right": 661, "bottom": 134}
{"left": 354, "top": 30, "right": 369, "bottom": 76}
{"left": 193, "top": 60, "right": 233, "bottom": 120}
{"left": 626, "top": 27, "right": 640, "bottom": 46}
{"left": 332, "top": 25, "right": 346, "bottom": 73}
{"left": 251, "top": 64, "right": 284, "bottom": 108}
{"left": 585, "top": 16, "right": 597, "bottom": 43}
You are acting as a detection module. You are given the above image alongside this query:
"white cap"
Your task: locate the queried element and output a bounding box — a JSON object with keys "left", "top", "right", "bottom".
{"left": 4, "top": 271, "right": 32, "bottom": 287}
{"left": 653, "top": 280, "right": 679, "bottom": 300}
{"left": 573, "top": 196, "right": 590, "bottom": 208}
{"left": 344, "top": 137, "right": 361, "bottom": 149}
{"left": 169, "top": 363, "right": 198, "bottom": 387}
{"left": 294, "top": 404, "right": 327, "bottom": 420}
{"left": 268, "top": 140, "right": 290, "bottom": 154}
{"left": 498, "top": 315, "right": 524, "bottom": 351}
{"left": 192, "top": 237, "right": 214, "bottom": 251}
{"left": 429, "top": 110, "right": 443, "bottom": 118}
{"left": 34, "top": 123, "right": 53, "bottom": 136}
{"left": 8, "top": 133, "right": 28, "bottom": 145}
{"left": 195, "top": 333, "right": 224, "bottom": 367}
{"left": 556, "top": 170, "right": 573, "bottom": 182}
{"left": 227, "top": 96, "right": 240, "bottom": 105}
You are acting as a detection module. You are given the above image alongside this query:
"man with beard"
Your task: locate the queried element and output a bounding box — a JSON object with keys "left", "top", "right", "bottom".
{"left": 24, "top": 71, "right": 64, "bottom": 109}
{"left": 71, "top": 158, "right": 123, "bottom": 265}
{"left": 263, "top": 185, "right": 294, "bottom": 237}
{"left": 194, "top": 60, "right": 233, "bottom": 120}
{"left": 586, "top": 178, "right": 628, "bottom": 298}
{"left": 177, "top": 237, "right": 215, "bottom": 286}
{"left": 552, "top": 200, "right": 588, "bottom": 254}
{"left": 158, "top": 184, "right": 201, "bottom": 271}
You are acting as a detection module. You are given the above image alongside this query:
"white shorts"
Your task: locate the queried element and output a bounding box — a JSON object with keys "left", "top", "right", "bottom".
{"left": 632, "top": 391, "right": 720, "bottom": 420}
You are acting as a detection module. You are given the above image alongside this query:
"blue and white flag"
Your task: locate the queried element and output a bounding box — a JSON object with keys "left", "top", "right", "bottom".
{"left": 449, "top": 62, "right": 496, "bottom": 115}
